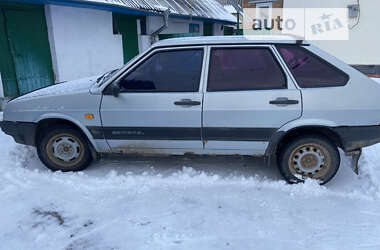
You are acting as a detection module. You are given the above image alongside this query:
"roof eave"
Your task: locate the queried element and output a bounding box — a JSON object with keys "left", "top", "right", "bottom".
{"left": 5, "top": 0, "right": 236, "bottom": 24}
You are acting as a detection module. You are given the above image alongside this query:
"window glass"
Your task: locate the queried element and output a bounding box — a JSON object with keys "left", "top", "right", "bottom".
{"left": 119, "top": 49, "right": 203, "bottom": 92}
{"left": 207, "top": 48, "right": 287, "bottom": 91}
{"left": 277, "top": 45, "right": 349, "bottom": 88}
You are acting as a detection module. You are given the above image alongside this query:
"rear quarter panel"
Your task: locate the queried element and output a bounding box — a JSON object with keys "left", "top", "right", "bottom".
{"left": 298, "top": 45, "right": 380, "bottom": 127}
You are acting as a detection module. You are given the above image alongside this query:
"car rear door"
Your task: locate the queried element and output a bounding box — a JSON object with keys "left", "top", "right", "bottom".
{"left": 202, "top": 45, "right": 302, "bottom": 154}
{"left": 99, "top": 47, "right": 206, "bottom": 153}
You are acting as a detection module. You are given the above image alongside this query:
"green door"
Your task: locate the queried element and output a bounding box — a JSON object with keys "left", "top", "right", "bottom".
{"left": 5, "top": 8, "right": 54, "bottom": 95}
{"left": 0, "top": 4, "right": 54, "bottom": 97}
{"left": 224, "top": 26, "right": 235, "bottom": 35}
{"left": 204, "top": 23, "right": 213, "bottom": 36}
{"left": 0, "top": 9, "right": 18, "bottom": 96}
{"left": 113, "top": 14, "right": 139, "bottom": 63}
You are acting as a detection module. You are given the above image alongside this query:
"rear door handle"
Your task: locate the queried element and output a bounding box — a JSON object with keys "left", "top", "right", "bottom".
{"left": 269, "top": 97, "right": 299, "bottom": 105}
{"left": 174, "top": 99, "right": 201, "bottom": 106}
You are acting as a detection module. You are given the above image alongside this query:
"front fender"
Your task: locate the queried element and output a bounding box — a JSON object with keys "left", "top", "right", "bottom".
{"left": 35, "top": 113, "right": 99, "bottom": 151}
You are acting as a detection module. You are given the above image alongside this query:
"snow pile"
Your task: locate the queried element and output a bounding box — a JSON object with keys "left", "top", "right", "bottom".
{"left": 372, "top": 78, "right": 380, "bottom": 84}
{"left": 1, "top": 132, "right": 380, "bottom": 249}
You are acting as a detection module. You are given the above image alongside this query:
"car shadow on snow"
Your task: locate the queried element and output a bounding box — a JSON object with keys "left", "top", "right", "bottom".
{"left": 86, "top": 154, "right": 284, "bottom": 181}
{"left": 23, "top": 146, "right": 360, "bottom": 189}
{"left": 18, "top": 145, "right": 284, "bottom": 181}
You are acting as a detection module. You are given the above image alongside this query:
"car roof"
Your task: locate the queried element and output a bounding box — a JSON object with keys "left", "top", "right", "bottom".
{"left": 152, "top": 35, "right": 309, "bottom": 48}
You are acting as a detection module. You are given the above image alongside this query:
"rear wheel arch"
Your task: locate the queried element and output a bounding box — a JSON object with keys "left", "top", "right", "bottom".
{"left": 266, "top": 126, "right": 344, "bottom": 159}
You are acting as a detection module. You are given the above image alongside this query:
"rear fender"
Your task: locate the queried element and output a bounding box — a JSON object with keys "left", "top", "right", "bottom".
{"left": 265, "top": 119, "right": 339, "bottom": 163}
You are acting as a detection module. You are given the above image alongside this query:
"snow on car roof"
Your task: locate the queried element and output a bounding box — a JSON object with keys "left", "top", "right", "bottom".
{"left": 84, "top": 0, "right": 237, "bottom": 23}
{"left": 152, "top": 35, "right": 309, "bottom": 47}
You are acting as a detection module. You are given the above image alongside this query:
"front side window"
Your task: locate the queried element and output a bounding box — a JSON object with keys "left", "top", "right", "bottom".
{"left": 119, "top": 49, "right": 204, "bottom": 92}
{"left": 277, "top": 45, "right": 349, "bottom": 88}
{"left": 207, "top": 48, "right": 287, "bottom": 91}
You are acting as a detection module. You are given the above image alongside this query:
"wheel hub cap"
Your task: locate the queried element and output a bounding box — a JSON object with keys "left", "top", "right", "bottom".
{"left": 292, "top": 145, "right": 326, "bottom": 176}
{"left": 52, "top": 136, "right": 80, "bottom": 162}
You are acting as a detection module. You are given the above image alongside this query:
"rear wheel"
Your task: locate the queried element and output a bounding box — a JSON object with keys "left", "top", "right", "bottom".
{"left": 37, "top": 126, "right": 92, "bottom": 172}
{"left": 278, "top": 135, "right": 340, "bottom": 185}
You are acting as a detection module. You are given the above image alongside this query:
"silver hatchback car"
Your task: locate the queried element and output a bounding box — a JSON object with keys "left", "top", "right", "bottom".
{"left": 2, "top": 36, "right": 380, "bottom": 184}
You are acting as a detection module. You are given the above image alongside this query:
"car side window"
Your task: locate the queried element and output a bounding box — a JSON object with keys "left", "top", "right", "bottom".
{"left": 207, "top": 47, "right": 287, "bottom": 92}
{"left": 277, "top": 45, "right": 349, "bottom": 88}
{"left": 119, "top": 49, "right": 204, "bottom": 92}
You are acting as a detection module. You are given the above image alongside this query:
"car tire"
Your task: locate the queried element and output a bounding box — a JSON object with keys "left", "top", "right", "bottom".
{"left": 37, "top": 125, "right": 93, "bottom": 172}
{"left": 278, "top": 135, "right": 340, "bottom": 185}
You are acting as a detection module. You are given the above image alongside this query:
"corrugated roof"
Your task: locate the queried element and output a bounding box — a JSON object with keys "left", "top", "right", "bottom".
{"left": 214, "top": 0, "right": 242, "bottom": 13}
{"left": 84, "top": 0, "right": 236, "bottom": 23}
{"left": 224, "top": 5, "right": 237, "bottom": 14}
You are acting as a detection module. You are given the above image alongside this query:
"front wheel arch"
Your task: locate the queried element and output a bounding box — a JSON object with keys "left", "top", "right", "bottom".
{"left": 37, "top": 124, "right": 93, "bottom": 171}
{"left": 35, "top": 118, "right": 99, "bottom": 160}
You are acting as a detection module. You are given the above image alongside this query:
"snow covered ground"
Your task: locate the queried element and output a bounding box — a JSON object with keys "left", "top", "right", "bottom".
{"left": 1, "top": 131, "right": 380, "bottom": 250}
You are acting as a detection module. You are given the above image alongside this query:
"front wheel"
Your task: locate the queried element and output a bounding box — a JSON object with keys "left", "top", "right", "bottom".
{"left": 37, "top": 125, "right": 92, "bottom": 172}
{"left": 278, "top": 135, "right": 340, "bottom": 185}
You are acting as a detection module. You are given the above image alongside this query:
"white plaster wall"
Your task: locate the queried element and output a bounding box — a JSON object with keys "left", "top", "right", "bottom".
{"left": 138, "top": 35, "right": 151, "bottom": 53}
{"left": 213, "top": 23, "right": 224, "bottom": 35}
{"left": 284, "top": 0, "right": 380, "bottom": 65}
{"left": 45, "top": 5, "right": 124, "bottom": 83}
{"left": 0, "top": 73, "right": 4, "bottom": 98}
{"left": 146, "top": 16, "right": 204, "bottom": 35}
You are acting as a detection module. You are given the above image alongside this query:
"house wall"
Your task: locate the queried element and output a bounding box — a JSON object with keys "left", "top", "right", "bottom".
{"left": 283, "top": 0, "right": 380, "bottom": 66}
{"left": 139, "top": 16, "right": 206, "bottom": 54}
{"left": 146, "top": 16, "right": 204, "bottom": 35}
{"left": 243, "top": 0, "right": 284, "bottom": 8}
{"left": 45, "top": 5, "right": 124, "bottom": 83}
{"left": 213, "top": 23, "right": 225, "bottom": 35}
{"left": 147, "top": 16, "right": 225, "bottom": 37}
{"left": 45, "top": 5, "right": 229, "bottom": 83}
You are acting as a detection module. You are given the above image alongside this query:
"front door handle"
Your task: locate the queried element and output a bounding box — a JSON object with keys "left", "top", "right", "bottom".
{"left": 269, "top": 97, "right": 299, "bottom": 105}
{"left": 174, "top": 99, "right": 201, "bottom": 106}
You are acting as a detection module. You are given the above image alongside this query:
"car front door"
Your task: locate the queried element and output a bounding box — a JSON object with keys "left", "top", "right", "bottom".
{"left": 99, "top": 47, "right": 206, "bottom": 153}
{"left": 202, "top": 45, "right": 302, "bottom": 155}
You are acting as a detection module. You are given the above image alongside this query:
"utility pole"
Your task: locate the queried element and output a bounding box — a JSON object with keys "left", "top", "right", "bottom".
{"left": 236, "top": 0, "right": 243, "bottom": 33}
{"left": 236, "top": 4, "right": 239, "bottom": 31}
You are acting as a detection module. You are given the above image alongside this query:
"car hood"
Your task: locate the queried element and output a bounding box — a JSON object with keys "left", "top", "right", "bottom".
{"left": 14, "top": 75, "right": 99, "bottom": 101}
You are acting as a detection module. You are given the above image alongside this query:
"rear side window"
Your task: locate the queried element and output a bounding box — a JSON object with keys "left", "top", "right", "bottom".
{"left": 277, "top": 45, "right": 349, "bottom": 88}
{"left": 207, "top": 48, "right": 287, "bottom": 91}
{"left": 119, "top": 49, "right": 203, "bottom": 92}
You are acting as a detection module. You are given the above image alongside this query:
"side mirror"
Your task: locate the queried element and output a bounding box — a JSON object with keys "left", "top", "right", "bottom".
{"left": 111, "top": 82, "right": 120, "bottom": 97}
